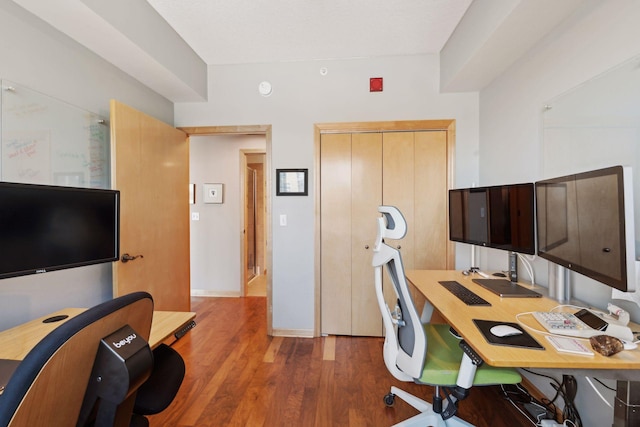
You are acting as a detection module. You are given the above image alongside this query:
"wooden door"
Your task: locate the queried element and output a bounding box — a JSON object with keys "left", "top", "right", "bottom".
{"left": 320, "top": 133, "right": 352, "bottom": 335}
{"left": 383, "top": 131, "right": 449, "bottom": 311}
{"left": 316, "top": 121, "right": 455, "bottom": 337}
{"left": 414, "top": 131, "right": 449, "bottom": 270}
{"left": 383, "top": 132, "right": 416, "bottom": 265}
{"left": 321, "top": 132, "right": 384, "bottom": 336}
{"left": 110, "top": 100, "right": 190, "bottom": 311}
{"left": 350, "top": 133, "right": 383, "bottom": 336}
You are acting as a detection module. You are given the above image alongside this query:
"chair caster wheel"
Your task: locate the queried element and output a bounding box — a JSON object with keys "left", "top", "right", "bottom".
{"left": 383, "top": 393, "right": 396, "bottom": 407}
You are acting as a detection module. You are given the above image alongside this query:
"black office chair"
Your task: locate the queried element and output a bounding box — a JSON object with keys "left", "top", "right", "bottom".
{"left": 131, "top": 343, "right": 186, "bottom": 425}
{"left": 372, "top": 206, "right": 522, "bottom": 426}
{"left": 0, "top": 292, "right": 155, "bottom": 427}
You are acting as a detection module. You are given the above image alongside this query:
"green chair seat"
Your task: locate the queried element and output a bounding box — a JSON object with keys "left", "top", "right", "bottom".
{"left": 418, "top": 324, "right": 522, "bottom": 386}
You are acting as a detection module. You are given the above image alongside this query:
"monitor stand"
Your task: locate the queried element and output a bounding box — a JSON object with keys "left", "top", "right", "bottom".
{"left": 548, "top": 264, "right": 570, "bottom": 303}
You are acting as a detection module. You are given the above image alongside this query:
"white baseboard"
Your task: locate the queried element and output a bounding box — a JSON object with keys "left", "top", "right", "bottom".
{"left": 271, "top": 328, "right": 314, "bottom": 338}
{"left": 190, "top": 289, "right": 241, "bottom": 297}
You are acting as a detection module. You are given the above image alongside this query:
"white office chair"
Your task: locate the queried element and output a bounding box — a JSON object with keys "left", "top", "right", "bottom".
{"left": 372, "top": 206, "right": 522, "bottom": 427}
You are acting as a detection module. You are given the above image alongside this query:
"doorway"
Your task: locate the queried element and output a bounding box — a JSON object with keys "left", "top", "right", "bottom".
{"left": 243, "top": 151, "right": 267, "bottom": 297}
{"left": 181, "top": 125, "right": 273, "bottom": 335}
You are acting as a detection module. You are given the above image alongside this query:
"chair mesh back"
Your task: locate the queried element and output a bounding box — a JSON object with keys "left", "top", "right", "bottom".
{"left": 387, "top": 258, "right": 416, "bottom": 356}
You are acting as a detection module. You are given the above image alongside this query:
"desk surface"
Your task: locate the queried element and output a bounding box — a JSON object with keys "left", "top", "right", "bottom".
{"left": 406, "top": 270, "right": 640, "bottom": 376}
{"left": 0, "top": 308, "right": 195, "bottom": 361}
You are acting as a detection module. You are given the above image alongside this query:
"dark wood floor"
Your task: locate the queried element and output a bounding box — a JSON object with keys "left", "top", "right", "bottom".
{"left": 149, "top": 296, "right": 532, "bottom": 426}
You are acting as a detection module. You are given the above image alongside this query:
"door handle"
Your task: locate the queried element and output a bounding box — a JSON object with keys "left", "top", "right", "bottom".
{"left": 121, "top": 253, "right": 144, "bottom": 263}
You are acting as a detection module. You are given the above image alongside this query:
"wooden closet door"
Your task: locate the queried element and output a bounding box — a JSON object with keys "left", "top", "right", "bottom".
{"left": 414, "top": 131, "right": 449, "bottom": 270}
{"left": 382, "top": 132, "right": 416, "bottom": 311}
{"left": 320, "top": 133, "right": 383, "bottom": 336}
{"left": 351, "top": 133, "right": 383, "bottom": 336}
{"left": 320, "top": 128, "right": 450, "bottom": 336}
{"left": 320, "top": 133, "right": 352, "bottom": 335}
{"left": 382, "top": 131, "right": 449, "bottom": 311}
{"left": 382, "top": 132, "right": 416, "bottom": 264}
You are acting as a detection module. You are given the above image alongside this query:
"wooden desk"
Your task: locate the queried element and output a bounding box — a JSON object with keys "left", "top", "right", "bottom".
{"left": 0, "top": 308, "right": 195, "bottom": 361}
{"left": 406, "top": 270, "right": 640, "bottom": 381}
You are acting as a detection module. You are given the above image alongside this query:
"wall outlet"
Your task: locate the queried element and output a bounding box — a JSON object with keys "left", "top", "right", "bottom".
{"left": 191, "top": 212, "right": 200, "bottom": 221}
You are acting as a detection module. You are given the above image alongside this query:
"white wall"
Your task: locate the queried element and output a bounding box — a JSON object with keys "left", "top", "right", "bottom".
{"left": 478, "top": 1, "right": 640, "bottom": 424}
{"left": 189, "top": 134, "right": 266, "bottom": 296}
{"left": 175, "top": 54, "right": 479, "bottom": 332}
{"left": 0, "top": 0, "right": 174, "bottom": 330}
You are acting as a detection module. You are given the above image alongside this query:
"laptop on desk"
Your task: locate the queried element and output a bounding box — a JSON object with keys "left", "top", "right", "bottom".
{"left": 472, "top": 278, "right": 542, "bottom": 298}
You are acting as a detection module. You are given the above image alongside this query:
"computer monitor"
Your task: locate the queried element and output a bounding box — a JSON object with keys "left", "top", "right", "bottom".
{"left": 536, "top": 165, "right": 638, "bottom": 292}
{"left": 449, "top": 183, "right": 536, "bottom": 255}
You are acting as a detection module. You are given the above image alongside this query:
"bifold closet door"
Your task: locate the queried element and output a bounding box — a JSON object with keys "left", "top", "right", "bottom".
{"left": 351, "top": 133, "right": 383, "bottom": 336}
{"left": 382, "top": 131, "right": 449, "bottom": 311}
{"left": 320, "top": 132, "right": 382, "bottom": 336}
{"left": 320, "top": 129, "right": 449, "bottom": 336}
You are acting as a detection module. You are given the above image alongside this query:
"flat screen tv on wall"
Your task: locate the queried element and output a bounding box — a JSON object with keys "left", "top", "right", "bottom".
{"left": 0, "top": 182, "right": 120, "bottom": 280}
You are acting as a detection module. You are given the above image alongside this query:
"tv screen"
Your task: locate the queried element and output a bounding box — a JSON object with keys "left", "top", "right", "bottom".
{"left": 536, "top": 166, "right": 637, "bottom": 292}
{"left": 449, "top": 183, "right": 535, "bottom": 255}
{"left": 0, "top": 182, "right": 119, "bottom": 279}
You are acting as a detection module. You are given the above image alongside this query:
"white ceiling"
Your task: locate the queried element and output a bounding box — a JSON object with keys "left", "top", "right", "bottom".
{"left": 145, "top": 0, "right": 473, "bottom": 65}
{"left": 11, "top": 0, "right": 585, "bottom": 102}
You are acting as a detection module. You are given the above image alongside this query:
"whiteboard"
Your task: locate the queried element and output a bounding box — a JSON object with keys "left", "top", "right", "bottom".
{"left": 1, "top": 80, "right": 109, "bottom": 188}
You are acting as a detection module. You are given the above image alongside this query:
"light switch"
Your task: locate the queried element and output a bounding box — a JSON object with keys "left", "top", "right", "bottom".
{"left": 191, "top": 212, "right": 200, "bottom": 221}
{"left": 280, "top": 214, "right": 287, "bottom": 226}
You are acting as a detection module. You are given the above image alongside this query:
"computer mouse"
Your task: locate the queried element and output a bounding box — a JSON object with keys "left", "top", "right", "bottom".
{"left": 493, "top": 272, "right": 507, "bottom": 277}
{"left": 490, "top": 325, "right": 523, "bottom": 338}
{"left": 462, "top": 270, "right": 470, "bottom": 276}
{"left": 621, "top": 340, "right": 638, "bottom": 350}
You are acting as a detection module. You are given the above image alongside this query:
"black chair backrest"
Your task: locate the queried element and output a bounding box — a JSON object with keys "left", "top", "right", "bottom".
{"left": 0, "top": 292, "right": 154, "bottom": 427}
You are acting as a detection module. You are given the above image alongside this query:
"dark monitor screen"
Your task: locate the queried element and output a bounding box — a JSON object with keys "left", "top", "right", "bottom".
{"left": 449, "top": 188, "right": 488, "bottom": 246}
{"left": 449, "top": 183, "right": 535, "bottom": 255}
{"left": 0, "top": 182, "right": 120, "bottom": 279}
{"left": 536, "top": 166, "right": 636, "bottom": 292}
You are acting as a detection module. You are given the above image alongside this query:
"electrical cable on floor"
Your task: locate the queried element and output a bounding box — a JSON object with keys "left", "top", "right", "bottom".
{"left": 520, "top": 370, "right": 583, "bottom": 427}
{"left": 499, "top": 383, "right": 555, "bottom": 426}
{"left": 498, "top": 384, "right": 537, "bottom": 426}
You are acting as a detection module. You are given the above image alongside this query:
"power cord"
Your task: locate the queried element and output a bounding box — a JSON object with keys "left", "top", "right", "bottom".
{"left": 517, "top": 253, "right": 536, "bottom": 286}
{"left": 499, "top": 383, "right": 555, "bottom": 426}
{"left": 557, "top": 375, "right": 582, "bottom": 426}
{"left": 521, "top": 370, "right": 583, "bottom": 427}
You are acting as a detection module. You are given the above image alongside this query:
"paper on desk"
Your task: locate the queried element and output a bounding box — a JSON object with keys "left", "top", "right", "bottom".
{"left": 612, "top": 288, "right": 640, "bottom": 308}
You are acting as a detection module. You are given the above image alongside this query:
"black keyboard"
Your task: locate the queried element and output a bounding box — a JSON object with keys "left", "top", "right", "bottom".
{"left": 439, "top": 281, "right": 491, "bottom": 306}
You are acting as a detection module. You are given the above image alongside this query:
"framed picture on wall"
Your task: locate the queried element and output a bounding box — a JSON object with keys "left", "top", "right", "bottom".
{"left": 203, "top": 183, "right": 223, "bottom": 203}
{"left": 276, "top": 169, "right": 308, "bottom": 196}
